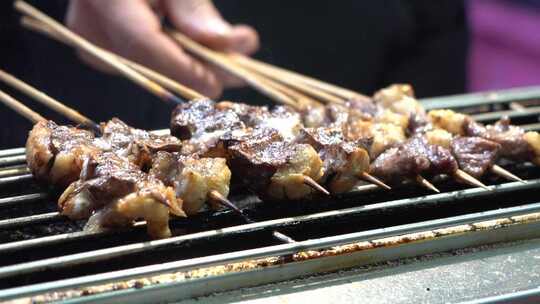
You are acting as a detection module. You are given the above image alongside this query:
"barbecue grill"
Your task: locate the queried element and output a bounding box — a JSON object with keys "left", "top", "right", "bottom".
{"left": 2, "top": 87, "right": 540, "bottom": 303}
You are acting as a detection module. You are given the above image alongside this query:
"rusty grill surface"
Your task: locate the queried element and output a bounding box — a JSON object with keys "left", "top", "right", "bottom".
{"left": 1, "top": 87, "right": 540, "bottom": 302}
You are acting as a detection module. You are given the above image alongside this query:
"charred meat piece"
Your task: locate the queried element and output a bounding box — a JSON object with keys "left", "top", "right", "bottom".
{"left": 296, "top": 127, "right": 369, "bottom": 193}
{"left": 26, "top": 120, "right": 102, "bottom": 188}
{"left": 229, "top": 139, "right": 323, "bottom": 201}
{"left": 59, "top": 152, "right": 184, "bottom": 238}
{"left": 370, "top": 136, "right": 458, "bottom": 184}
{"left": 150, "top": 151, "right": 231, "bottom": 215}
{"left": 450, "top": 137, "right": 501, "bottom": 178}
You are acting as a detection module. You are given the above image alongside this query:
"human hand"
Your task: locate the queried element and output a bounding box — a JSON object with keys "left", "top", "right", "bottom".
{"left": 66, "top": 0, "right": 259, "bottom": 98}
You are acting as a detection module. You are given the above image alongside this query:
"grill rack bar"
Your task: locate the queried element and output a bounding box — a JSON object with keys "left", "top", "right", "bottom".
{"left": 1, "top": 202, "right": 539, "bottom": 302}
{"left": 421, "top": 86, "right": 540, "bottom": 110}
{"left": 1, "top": 86, "right": 540, "bottom": 302}
{"left": 0, "top": 192, "right": 47, "bottom": 207}
{"left": 0, "top": 178, "right": 537, "bottom": 252}
{"left": 0, "top": 179, "right": 538, "bottom": 279}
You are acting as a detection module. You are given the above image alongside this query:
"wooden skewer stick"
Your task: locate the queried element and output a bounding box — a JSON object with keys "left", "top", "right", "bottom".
{"left": 167, "top": 30, "right": 301, "bottom": 110}
{"left": 208, "top": 190, "right": 296, "bottom": 244}
{"left": 302, "top": 176, "right": 331, "bottom": 195}
{"left": 21, "top": 17, "right": 204, "bottom": 101}
{"left": 454, "top": 169, "right": 491, "bottom": 191}
{"left": 229, "top": 54, "right": 370, "bottom": 101}
{"left": 208, "top": 190, "right": 253, "bottom": 223}
{"left": 14, "top": 1, "right": 184, "bottom": 105}
{"left": 0, "top": 89, "right": 46, "bottom": 123}
{"left": 490, "top": 164, "right": 525, "bottom": 183}
{"left": 233, "top": 55, "right": 346, "bottom": 105}
{"left": 0, "top": 69, "right": 100, "bottom": 133}
{"left": 415, "top": 175, "right": 441, "bottom": 193}
{"left": 360, "top": 172, "right": 391, "bottom": 190}
{"left": 253, "top": 73, "right": 320, "bottom": 108}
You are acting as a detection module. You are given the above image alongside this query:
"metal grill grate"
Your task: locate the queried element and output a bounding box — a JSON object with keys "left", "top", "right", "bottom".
{"left": 1, "top": 86, "right": 540, "bottom": 303}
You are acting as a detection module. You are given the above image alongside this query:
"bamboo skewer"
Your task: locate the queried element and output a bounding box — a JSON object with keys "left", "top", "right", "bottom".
{"left": 0, "top": 69, "right": 100, "bottom": 133}
{"left": 415, "top": 175, "right": 441, "bottom": 193}
{"left": 234, "top": 55, "right": 346, "bottom": 104}
{"left": 0, "top": 90, "right": 45, "bottom": 123}
{"left": 20, "top": 17, "right": 203, "bottom": 101}
{"left": 454, "top": 169, "right": 491, "bottom": 191}
{"left": 229, "top": 54, "right": 370, "bottom": 101}
{"left": 14, "top": 1, "right": 185, "bottom": 105}
{"left": 360, "top": 172, "right": 391, "bottom": 190}
{"left": 303, "top": 176, "right": 331, "bottom": 196}
{"left": 167, "top": 30, "right": 301, "bottom": 110}
{"left": 491, "top": 164, "right": 525, "bottom": 183}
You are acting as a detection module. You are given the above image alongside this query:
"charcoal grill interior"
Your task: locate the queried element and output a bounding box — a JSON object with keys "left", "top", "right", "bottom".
{"left": 2, "top": 87, "right": 540, "bottom": 303}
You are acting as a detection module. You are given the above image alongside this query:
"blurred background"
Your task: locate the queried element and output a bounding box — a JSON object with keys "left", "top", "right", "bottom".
{"left": 0, "top": 0, "right": 539, "bottom": 148}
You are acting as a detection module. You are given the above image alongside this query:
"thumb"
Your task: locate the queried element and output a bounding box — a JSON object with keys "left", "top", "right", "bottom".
{"left": 163, "top": 0, "right": 259, "bottom": 54}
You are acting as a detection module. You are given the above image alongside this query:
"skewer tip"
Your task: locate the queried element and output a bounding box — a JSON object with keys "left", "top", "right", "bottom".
{"left": 454, "top": 169, "right": 491, "bottom": 191}
{"left": 490, "top": 164, "right": 525, "bottom": 183}
{"left": 302, "top": 176, "right": 330, "bottom": 195}
{"left": 360, "top": 172, "right": 391, "bottom": 190}
{"left": 208, "top": 190, "right": 253, "bottom": 223}
{"left": 415, "top": 175, "right": 440, "bottom": 193}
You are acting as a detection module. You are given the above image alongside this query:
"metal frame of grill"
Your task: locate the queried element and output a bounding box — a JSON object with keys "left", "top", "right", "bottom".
{"left": 1, "top": 86, "right": 540, "bottom": 303}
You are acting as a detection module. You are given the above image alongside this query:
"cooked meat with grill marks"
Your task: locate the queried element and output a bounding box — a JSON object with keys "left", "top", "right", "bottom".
{"left": 464, "top": 117, "right": 533, "bottom": 160}
{"left": 229, "top": 139, "right": 323, "bottom": 200}
{"left": 59, "top": 152, "right": 184, "bottom": 238}
{"left": 450, "top": 137, "right": 501, "bottom": 178}
{"left": 26, "top": 120, "right": 102, "bottom": 188}
{"left": 370, "top": 136, "right": 458, "bottom": 183}
{"left": 296, "top": 127, "right": 369, "bottom": 193}
{"left": 150, "top": 151, "right": 231, "bottom": 215}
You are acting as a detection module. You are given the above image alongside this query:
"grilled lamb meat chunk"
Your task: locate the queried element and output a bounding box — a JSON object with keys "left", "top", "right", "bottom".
{"left": 170, "top": 98, "right": 245, "bottom": 141}
{"left": 296, "top": 127, "right": 370, "bottom": 193}
{"left": 450, "top": 137, "right": 501, "bottom": 178}
{"left": 370, "top": 136, "right": 458, "bottom": 184}
{"left": 59, "top": 152, "right": 184, "bottom": 238}
{"left": 464, "top": 117, "right": 533, "bottom": 161}
{"left": 150, "top": 152, "right": 231, "bottom": 215}
{"left": 99, "top": 118, "right": 182, "bottom": 167}
{"left": 218, "top": 101, "right": 303, "bottom": 141}
{"left": 26, "top": 120, "right": 102, "bottom": 188}
{"left": 229, "top": 139, "right": 323, "bottom": 201}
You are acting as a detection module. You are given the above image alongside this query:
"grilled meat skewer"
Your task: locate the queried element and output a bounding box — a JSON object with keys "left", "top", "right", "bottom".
{"left": 59, "top": 152, "right": 184, "bottom": 238}
{"left": 429, "top": 109, "right": 540, "bottom": 168}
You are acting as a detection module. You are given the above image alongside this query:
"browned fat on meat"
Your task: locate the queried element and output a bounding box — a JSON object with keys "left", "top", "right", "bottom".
{"left": 229, "top": 139, "right": 323, "bottom": 201}
{"left": 150, "top": 151, "right": 231, "bottom": 215}
{"left": 296, "top": 127, "right": 369, "bottom": 193}
{"left": 59, "top": 152, "right": 184, "bottom": 239}
{"left": 26, "top": 120, "right": 102, "bottom": 188}
{"left": 450, "top": 137, "right": 501, "bottom": 178}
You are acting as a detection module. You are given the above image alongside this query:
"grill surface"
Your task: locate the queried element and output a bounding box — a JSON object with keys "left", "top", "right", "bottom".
{"left": 1, "top": 86, "right": 540, "bottom": 303}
